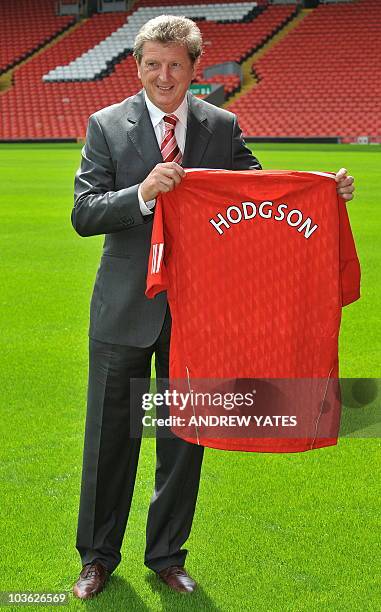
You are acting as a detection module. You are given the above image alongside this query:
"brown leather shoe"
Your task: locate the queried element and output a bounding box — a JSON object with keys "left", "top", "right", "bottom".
{"left": 73, "top": 561, "right": 109, "bottom": 600}
{"left": 157, "top": 566, "right": 197, "bottom": 593}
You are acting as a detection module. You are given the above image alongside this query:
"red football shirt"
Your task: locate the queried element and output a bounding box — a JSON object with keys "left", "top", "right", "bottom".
{"left": 146, "top": 169, "right": 360, "bottom": 452}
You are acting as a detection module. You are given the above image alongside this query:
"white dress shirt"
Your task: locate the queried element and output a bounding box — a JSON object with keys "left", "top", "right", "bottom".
{"left": 138, "top": 91, "right": 188, "bottom": 215}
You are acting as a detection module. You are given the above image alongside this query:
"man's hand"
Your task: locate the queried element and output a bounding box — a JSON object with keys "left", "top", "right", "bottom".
{"left": 140, "top": 162, "right": 185, "bottom": 202}
{"left": 335, "top": 168, "right": 355, "bottom": 201}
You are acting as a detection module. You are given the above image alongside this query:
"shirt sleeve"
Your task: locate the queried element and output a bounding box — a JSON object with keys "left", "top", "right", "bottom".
{"left": 338, "top": 197, "right": 361, "bottom": 306}
{"left": 146, "top": 195, "right": 168, "bottom": 298}
{"left": 138, "top": 184, "right": 156, "bottom": 216}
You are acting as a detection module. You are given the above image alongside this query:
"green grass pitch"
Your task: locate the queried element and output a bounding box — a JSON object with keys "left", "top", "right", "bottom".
{"left": 0, "top": 143, "right": 380, "bottom": 611}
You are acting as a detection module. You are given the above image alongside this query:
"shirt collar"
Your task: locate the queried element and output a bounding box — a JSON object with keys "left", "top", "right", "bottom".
{"left": 144, "top": 90, "right": 188, "bottom": 129}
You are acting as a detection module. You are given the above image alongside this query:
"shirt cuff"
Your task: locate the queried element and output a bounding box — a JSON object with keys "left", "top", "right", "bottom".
{"left": 138, "top": 185, "right": 156, "bottom": 216}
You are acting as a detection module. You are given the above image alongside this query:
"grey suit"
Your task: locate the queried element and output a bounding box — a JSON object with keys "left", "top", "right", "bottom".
{"left": 72, "top": 89, "right": 261, "bottom": 574}
{"left": 73, "top": 89, "right": 261, "bottom": 346}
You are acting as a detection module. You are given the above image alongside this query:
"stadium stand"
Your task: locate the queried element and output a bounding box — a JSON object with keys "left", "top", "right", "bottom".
{"left": 136, "top": 0, "right": 268, "bottom": 6}
{"left": 227, "top": 0, "right": 381, "bottom": 143}
{"left": 0, "top": 0, "right": 379, "bottom": 143}
{"left": 0, "top": 2, "right": 295, "bottom": 139}
{"left": 195, "top": 4, "right": 296, "bottom": 74}
{"left": 42, "top": 3, "right": 265, "bottom": 82}
{"left": 0, "top": 0, "right": 75, "bottom": 74}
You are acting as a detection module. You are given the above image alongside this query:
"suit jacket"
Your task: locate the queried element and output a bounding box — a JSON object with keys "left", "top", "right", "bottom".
{"left": 72, "top": 89, "right": 261, "bottom": 347}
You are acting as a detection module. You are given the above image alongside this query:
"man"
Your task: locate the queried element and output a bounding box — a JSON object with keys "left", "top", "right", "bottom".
{"left": 71, "top": 15, "right": 355, "bottom": 600}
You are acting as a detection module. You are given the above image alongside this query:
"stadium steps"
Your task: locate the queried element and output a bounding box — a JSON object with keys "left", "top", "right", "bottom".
{"left": 0, "top": 73, "right": 12, "bottom": 94}
{"left": 224, "top": 8, "right": 312, "bottom": 108}
{"left": 0, "top": 19, "right": 87, "bottom": 96}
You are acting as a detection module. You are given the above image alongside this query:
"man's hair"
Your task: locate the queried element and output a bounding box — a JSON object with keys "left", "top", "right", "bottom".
{"left": 133, "top": 15, "right": 203, "bottom": 64}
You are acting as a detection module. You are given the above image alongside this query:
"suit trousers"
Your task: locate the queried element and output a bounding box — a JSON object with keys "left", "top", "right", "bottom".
{"left": 75, "top": 307, "right": 205, "bottom": 573}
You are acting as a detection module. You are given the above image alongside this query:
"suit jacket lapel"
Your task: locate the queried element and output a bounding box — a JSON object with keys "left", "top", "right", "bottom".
{"left": 126, "top": 90, "right": 163, "bottom": 168}
{"left": 182, "top": 92, "right": 212, "bottom": 168}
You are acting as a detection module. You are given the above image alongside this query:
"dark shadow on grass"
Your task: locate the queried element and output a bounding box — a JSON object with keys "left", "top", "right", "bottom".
{"left": 145, "top": 572, "right": 222, "bottom": 611}
{"left": 74, "top": 574, "right": 150, "bottom": 610}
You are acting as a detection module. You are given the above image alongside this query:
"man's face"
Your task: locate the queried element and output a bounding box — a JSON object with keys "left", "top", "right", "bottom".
{"left": 136, "top": 41, "right": 198, "bottom": 113}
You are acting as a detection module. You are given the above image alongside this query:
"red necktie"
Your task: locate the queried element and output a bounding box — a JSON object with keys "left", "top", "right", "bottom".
{"left": 160, "top": 115, "right": 182, "bottom": 164}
